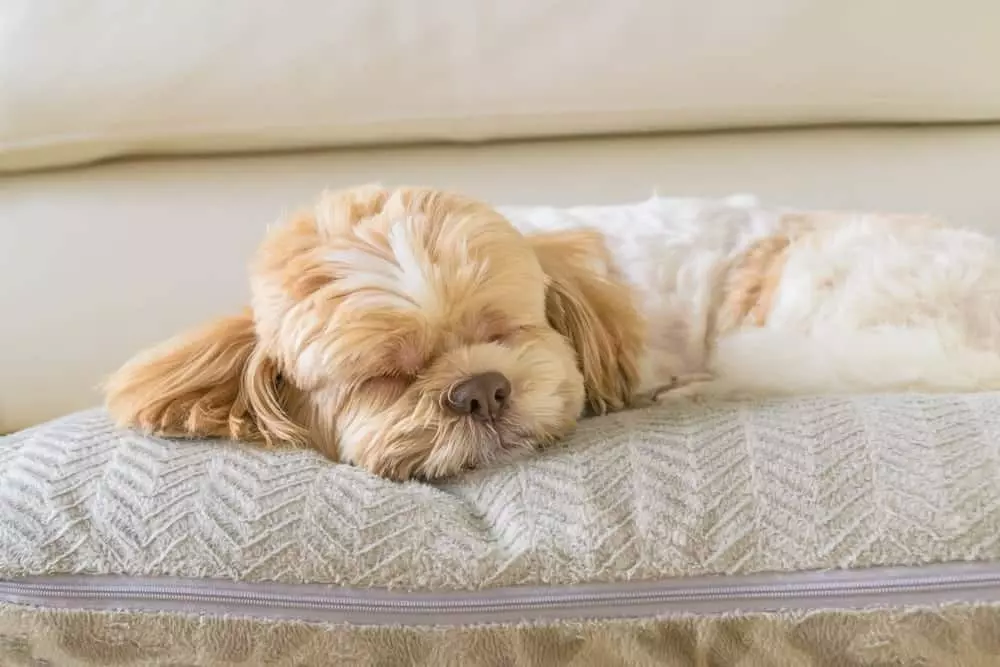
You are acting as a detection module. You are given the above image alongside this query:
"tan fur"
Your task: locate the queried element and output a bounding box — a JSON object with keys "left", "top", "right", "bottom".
{"left": 107, "top": 185, "right": 643, "bottom": 481}
{"left": 716, "top": 234, "right": 791, "bottom": 334}
{"left": 715, "top": 210, "right": 936, "bottom": 333}
{"left": 531, "top": 230, "right": 644, "bottom": 414}
{"left": 103, "top": 311, "right": 308, "bottom": 448}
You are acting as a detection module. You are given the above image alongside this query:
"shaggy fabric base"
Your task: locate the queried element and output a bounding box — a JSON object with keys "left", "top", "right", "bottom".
{"left": 2, "top": 602, "right": 999, "bottom": 666}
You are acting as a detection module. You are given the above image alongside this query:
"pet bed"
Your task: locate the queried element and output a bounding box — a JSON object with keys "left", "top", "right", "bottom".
{"left": 5, "top": 194, "right": 1000, "bottom": 665}
{"left": 3, "top": 393, "right": 1000, "bottom": 666}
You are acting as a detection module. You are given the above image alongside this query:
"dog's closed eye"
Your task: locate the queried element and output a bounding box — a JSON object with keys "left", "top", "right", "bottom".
{"left": 481, "top": 320, "right": 532, "bottom": 345}
{"left": 364, "top": 375, "right": 411, "bottom": 389}
{"left": 487, "top": 331, "right": 512, "bottom": 344}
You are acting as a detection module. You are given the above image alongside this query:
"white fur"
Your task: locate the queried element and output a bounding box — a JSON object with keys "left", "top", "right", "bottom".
{"left": 503, "top": 196, "right": 1000, "bottom": 398}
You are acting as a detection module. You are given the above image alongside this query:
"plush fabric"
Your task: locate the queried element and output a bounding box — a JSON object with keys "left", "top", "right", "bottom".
{"left": 4, "top": 394, "right": 1000, "bottom": 588}
{"left": 4, "top": 0, "right": 1000, "bottom": 172}
{"left": 2, "top": 602, "right": 1000, "bottom": 666}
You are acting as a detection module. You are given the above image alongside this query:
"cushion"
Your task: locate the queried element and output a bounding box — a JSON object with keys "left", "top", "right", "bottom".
{"left": 3, "top": 394, "right": 1000, "bottom": 663}
{"left": 4, "top": 0, "right": 1000, "bottom": 172}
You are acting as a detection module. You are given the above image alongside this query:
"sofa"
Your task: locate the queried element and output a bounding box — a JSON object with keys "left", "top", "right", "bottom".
{"left": 3, "top": 1, "right": 1000, "bottom": 665}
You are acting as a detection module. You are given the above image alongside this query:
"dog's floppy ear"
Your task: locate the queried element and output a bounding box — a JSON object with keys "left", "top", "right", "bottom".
{"left": 530, "top": 230, "right": 644, "bottom": 415}
{"left": 103, "top": 310, "right": 307, "bottom": 446}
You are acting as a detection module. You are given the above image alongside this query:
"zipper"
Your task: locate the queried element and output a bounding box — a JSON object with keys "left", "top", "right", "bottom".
{"left": 3, "top": 561, "right": 1000, "bottom": 625}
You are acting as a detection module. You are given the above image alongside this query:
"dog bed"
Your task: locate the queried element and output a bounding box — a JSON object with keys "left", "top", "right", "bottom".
{"left": 3, "top": 393, "right": 1000, "bottom": 665}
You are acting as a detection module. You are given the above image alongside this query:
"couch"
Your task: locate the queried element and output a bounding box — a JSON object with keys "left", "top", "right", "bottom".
{"left": 3, "top": 2, "right": 1000, "bottom": 665}
{"left": 5, "top": 0, "right": 1000, "bottom": 432}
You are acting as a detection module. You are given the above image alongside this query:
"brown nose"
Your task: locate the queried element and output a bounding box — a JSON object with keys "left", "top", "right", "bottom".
{"left": 446, "top": 372, "right": 511, "bottom": 421}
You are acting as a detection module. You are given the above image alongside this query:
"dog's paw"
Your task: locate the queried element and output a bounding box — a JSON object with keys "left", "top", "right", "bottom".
{"left": 641, "top": 373, "right": 717, "bottom": 405}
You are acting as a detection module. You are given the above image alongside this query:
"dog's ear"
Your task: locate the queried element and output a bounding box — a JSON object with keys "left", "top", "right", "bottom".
{"left": 530, "top": 230, "right": 644, "bottom": 415}
{"left": 103, "top": 310, "right": 307, "bottom": 446}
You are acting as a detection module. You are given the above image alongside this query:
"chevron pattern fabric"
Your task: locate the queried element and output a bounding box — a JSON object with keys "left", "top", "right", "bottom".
{"left": 3, "top": 395, "right": 1000, "bottom": 590}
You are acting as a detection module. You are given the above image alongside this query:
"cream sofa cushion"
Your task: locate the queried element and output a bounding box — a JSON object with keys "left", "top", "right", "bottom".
{"left": 3, "top": 0, "right": 1000, "bottom": 172}
{"left": 4, "top": 124, "right": 1000, "bottom": 432}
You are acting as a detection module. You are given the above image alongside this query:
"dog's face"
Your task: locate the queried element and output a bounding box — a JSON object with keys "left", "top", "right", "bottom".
{"left": 252, "top": 187, "right": 586, "bottom": 479}
{"left": 104, "top": 186, "right": 643, "bottom": 481}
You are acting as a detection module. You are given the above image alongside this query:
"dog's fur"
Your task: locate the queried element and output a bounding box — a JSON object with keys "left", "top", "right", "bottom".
{"left": 105, "top": 185, "right": 1000, "bottom": 480}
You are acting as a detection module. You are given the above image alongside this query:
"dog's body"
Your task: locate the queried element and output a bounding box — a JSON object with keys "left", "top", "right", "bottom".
{"left": 512, "top": 195, "right": 1000, "bottom": 401}
{"left": 105, "top": 186, "right": 1000, "bottom": 480}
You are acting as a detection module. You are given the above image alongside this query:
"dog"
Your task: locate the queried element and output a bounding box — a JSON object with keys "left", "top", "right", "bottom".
{"left": 104, "top": 185, "right": 1000, "bottom": 480}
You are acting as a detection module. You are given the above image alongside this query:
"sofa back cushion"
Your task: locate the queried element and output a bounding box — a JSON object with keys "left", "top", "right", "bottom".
{"left": 3, "top": 0, "right": 1000, "bottom": 171}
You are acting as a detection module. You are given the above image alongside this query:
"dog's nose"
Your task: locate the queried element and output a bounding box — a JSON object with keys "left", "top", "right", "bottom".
{"left": 447, "top": 372, "right": 511, "bottom": 421}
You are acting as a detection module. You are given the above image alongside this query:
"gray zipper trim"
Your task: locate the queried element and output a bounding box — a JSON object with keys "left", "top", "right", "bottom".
{"left": 3, "top": 561, "right": 1000, "bottom": 626}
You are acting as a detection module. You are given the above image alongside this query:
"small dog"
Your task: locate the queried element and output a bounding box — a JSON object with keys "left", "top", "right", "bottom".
{"left": 105, "top": 185, "right": 1000, "bottom": 480}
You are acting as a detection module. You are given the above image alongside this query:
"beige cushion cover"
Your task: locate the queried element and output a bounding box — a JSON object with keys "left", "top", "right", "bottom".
{"left": 5, "top": 397, "right": 1000, "bottom": 664}
{"left": 3, "top": 0, "right": 1000, "bottom": 171}
{"left": 3, "top": 395, "right": 1000, "bottom": 588}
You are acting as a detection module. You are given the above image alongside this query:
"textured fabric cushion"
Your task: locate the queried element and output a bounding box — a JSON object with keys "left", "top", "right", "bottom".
{"left": 4, "top": 0, "right": 1000, "bottom": 172}
{"left": 6, "top": 395, "right": 1000, "bottom": 664}
{"left": 4, "top": 394, "right": 1000, "bottom": 588}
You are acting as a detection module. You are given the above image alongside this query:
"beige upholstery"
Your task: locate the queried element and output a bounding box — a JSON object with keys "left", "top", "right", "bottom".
{"left": 3, "top": 0, "right": 1000, "bottom": 172}
{"left": 4, "top": 124, "right": 1000, "bottom": 431}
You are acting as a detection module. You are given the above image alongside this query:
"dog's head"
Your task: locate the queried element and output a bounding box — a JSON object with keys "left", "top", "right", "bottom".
{"left": 104, "top": 186, "right": 642, "bottom": 480}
